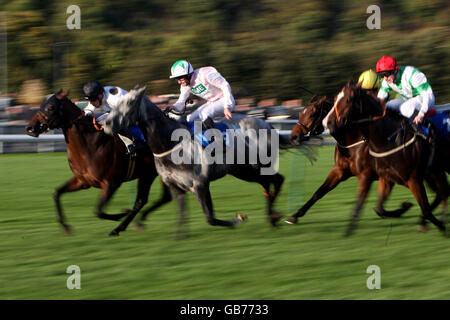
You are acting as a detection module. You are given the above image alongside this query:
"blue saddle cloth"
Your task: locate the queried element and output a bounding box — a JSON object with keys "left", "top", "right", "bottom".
{"left": 418, "top": 112, "right": 450, "bottom": 138}
{"left": 183, "top": 121, "right": 230, "bottom": 147}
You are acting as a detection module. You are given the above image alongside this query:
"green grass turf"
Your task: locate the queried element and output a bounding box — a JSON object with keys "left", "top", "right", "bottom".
{"left": 0, "top": 147, "right": 449, "bottom": 299}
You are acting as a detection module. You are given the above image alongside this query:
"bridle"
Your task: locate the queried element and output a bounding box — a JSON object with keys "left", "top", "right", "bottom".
{"left": 297, "top": 104, "right": 327, "bottom": 136}
{"left": 333, "top": 87, "right": 386, "bottom": 126}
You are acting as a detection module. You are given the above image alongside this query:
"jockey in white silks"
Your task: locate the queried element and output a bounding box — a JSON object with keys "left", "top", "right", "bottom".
{"left": 375, "top": 56, "right": 435, "bottom": 125}
{"left": 82, "top": 80, "right": 147, "bottom": 154}
{"left": 166, "top": 60, "right": 235, "bottom": 128}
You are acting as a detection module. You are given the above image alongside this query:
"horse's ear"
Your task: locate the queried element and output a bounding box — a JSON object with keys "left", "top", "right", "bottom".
{"left": 133, "top": 84, "right": 140, "bottom": 90}
{"left": 55, "top": 89, "right": 67, "bottom": 100}
{"left": 136, "top": 86, "right": 147, "bottom": 102}
{"left": 318, "top": 96, "right": 327, "bottom": 104}
{"left": 309, "top": 94, "right": 319, "bottom": 103}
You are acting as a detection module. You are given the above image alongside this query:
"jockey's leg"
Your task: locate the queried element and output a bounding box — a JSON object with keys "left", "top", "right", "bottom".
{"left": 119, "top": 126, "right": 147, "bottom": 154}
{"left": 399, "top": 96, "right": 427, "bottom": 119}
{"left": 129, "top": 125, "right": 147, "bottom": 143}
{"left": 186, "top": 105, "right": 206, "bottom": 122}
{"left": 386, "top": 97, "right": 406, "bottom": 113}
{"left": 199, "top": 99, "right": 235, "bottom": 120}
{"left": 96, "top": 113, "right": 109, "bottom": 122}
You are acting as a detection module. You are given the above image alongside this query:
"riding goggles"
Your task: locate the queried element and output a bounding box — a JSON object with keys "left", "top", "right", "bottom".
{"left": 378, "top": 70, "right": 394, "bottom": 78}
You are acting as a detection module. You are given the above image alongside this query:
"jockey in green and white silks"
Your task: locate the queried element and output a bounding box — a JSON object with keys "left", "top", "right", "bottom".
{"left": 375, "top": 56, "right": 434, "bottom": 125}
{"left": 168, "top": 60, "right": 235, "bottom": 122}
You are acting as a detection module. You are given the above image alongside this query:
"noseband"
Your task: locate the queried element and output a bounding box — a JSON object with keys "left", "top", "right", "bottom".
{"left": 297, "top": 105, "right": 326, "bottom": 136}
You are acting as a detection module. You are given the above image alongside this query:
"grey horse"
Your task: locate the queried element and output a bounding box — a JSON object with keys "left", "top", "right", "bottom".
{"left": 103, "top": 86, "right": 287, "bottom": 236}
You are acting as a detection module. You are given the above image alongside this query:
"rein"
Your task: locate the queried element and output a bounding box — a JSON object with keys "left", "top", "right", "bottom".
{"left": 336, "top": 139, "right": 366, "bottom": 149}
{"left": 152, "top": 142, "right": 183, "bottom": 158}
{"left": 37, "top": 110, "right": 49, "bottom": 122}
{"left": 351, "top": 107, "right": 386, "bottom": 124}
{"left": 297, "top": 103, "right": 328, "bottom": 136}
{"left": 368, "top": 134, "right": 416, "bottom": 158}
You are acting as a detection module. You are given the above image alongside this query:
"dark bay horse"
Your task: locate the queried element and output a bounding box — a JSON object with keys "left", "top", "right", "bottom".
{"left": 286, "top": 94, "right": 413, "bottom": 227}
{"left": 325, "top": 81, "right": 449, "bottom": 234}
{"left": 103, "top": 87, "right": 286, "bottom": 236}
{"left": 26, "top": 90, "right": 171, "bottom": 236}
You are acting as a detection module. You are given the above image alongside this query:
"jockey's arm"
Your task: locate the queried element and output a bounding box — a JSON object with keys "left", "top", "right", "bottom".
{"left": 172, "top": 86, "right": 190, "bottom": 112}
{"left": 411, "top": 71, "right": 434, "bottom": 124}
{"left": 207, "top": 71, "right": 235, "bottom": 119}
{"left": 376, "top": 80, "right": 390, "bottom": 104}
{"left": 83, "top": 102, "right": 96, "bottom": 116}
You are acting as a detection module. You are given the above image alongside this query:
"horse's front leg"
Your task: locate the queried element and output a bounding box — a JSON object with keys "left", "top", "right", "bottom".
{"left": 286, "top": 166, "right": 349, "bottom": 224}
{"left": 345, "top": 174, "right": 373, "bottom": 236}
{"left": 109, "top": 176, "right": 155, "bottom": 236}
{"left": 135, "top": 181, "right": 172, "bottom": 230}
{"left": 170, "top": 185, "right": 188, "bottom": 240}
{"left": 54, "top": 176, "right": 89, "bottom": 234}
{"left": 194, "top": 183, "right": 238, "bottom": 227}
{"left": 95, "top": 182, "right": 128, "bottom": 221}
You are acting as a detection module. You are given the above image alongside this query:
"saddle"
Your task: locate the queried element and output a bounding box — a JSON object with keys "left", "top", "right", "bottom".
{"left": 183, "top": 119, "right": 232, "bottom": 147}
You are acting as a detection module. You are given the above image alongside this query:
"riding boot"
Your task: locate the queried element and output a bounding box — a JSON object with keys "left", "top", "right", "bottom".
{"left": 127, "top": 139, "right": 147, "bottom": 155}
{"left": 126, "top": 125, "right": 147, "bottom": 155}
{"left": 202, "top": 117, "right": 216, "bottom": 131}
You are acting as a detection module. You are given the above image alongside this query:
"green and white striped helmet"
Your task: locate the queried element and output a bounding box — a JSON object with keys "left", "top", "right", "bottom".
{"left": 170, "top": 60, "right": 194, "bottom": 79}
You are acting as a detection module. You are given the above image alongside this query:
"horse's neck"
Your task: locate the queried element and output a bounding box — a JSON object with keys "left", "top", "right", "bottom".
{"left": 333, "top": 125, "right": 364, "bottom": 147}
{"left": 62, "top": 100, "right": 83, "bottom": 127}
{"left": 144, "top": 107, "right": 182, "bottom": 154}
{"left": 63, "top": 115, "right": 113, "bottom": 158}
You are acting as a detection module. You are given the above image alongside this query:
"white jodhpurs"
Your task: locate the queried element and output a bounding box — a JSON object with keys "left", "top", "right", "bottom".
{"left": 386, "top": 95, "right": 435, "bottom": 118}
{"left": 187, "top": 99, "right": 235, "bottom": 122}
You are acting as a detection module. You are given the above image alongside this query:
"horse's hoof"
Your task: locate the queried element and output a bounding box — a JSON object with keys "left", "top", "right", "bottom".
{"left": 344, "top": 223, "right": 356, "bottom": 237}
{"left": 109, "top": 230, "right": 120, "bottom": 237}
{"left": 269, "top": 212, "right": 282, "bottom": 227}
{"left": 373, "top": 208, "right": 384, "bottom": 218}
{"left": 63, "top": 225, "right": 73, "bottom": 235}
{"left": 133, "top": 223, "right": 145, "bottom": 232}
{"left": 417, "top": 224, "right": 428, "bottom": 233}
{"left": 402, "top": 202, "right": 413, "bottom": 210}
{"left": 235, "top": 213, "right": 247, "bottom": 222}
{"left": 285, "top": 216, "right": 298, "bottom": 225}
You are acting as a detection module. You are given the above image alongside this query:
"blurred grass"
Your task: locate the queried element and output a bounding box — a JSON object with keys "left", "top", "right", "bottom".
{"left": 0, "top": 148, "right": 450, "bottom": 299}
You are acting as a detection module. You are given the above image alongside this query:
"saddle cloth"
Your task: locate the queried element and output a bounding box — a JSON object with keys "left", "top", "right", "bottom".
{"left": 183, "top": 120, "right": 235, "bottom": 147}
{"left": 419, "top": 109, "right": 450, "bottom": 138}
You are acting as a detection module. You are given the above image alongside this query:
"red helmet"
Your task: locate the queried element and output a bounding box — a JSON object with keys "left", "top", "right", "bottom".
{"left": 375, "top": 56, "right": 399, "bottom": 73}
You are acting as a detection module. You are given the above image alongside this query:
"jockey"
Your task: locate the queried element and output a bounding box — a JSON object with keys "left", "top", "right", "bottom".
{"left": 166, "top": 60, "right": 235, "bottom": 129}
{"left": 83, "top": 80, "right": 147, "bottom": 154}
{"left": 375, "top": 56, "right": 435, "bottom": 125}
{"left": 358, "top": 69, "right": 381, "bottom": 95}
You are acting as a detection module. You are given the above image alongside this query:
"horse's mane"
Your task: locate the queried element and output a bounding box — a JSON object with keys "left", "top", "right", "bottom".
{"left": 140, "top": 93, "right": 185, "bottom": 128}
{"left": 346, "top": 80, "right": 413, "bottom": 133}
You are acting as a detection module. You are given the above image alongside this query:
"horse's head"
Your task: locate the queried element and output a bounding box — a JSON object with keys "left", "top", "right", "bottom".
{"left": 323, "top": 80, "right": 361, "bottom": 135}
{"left": 26, "top": 90, "right": 69, "bottom": 137}
{"left": 290, "top": 95, "right": 331, "bottom": 145}
{"left": 103, "top": 86, "right": 148, "bottom": 136}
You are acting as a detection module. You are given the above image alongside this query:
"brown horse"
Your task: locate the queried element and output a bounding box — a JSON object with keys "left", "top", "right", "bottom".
{"left": 26, "top": 91, "right": 171, "bottom": 236}
{"left": 325, "top": 81, "right": 449, "bottom": 234}
{"left": 286, "top": 95, "right": 413, "bottom": 227}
